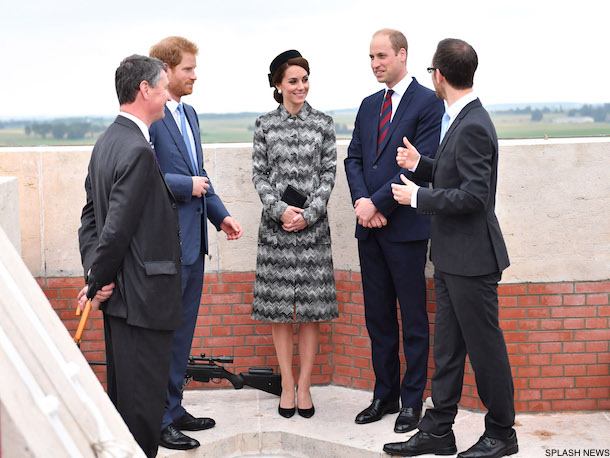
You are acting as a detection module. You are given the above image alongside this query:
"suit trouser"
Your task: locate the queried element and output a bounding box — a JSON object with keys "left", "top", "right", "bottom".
{"left": 104, "top": 314, "right": 173, "bottom": 458}
{"left": 162, "top": 252, "right": 205, "bottom": 429}
{"left": 418, "top": 269, "right": 515, "bottom": 439}
{"left": 358, "top": 234, "right": 429, "bottom": 408}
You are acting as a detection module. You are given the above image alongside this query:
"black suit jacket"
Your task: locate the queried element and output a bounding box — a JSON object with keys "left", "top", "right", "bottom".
{"left": 345, "top": 78, "right": 444, "bottom": 241}
{"left": 414, "top": 99, "right": 510, "bottom": 276}
{"left": 78, "top": 116, "right": 183, "bottom": 330}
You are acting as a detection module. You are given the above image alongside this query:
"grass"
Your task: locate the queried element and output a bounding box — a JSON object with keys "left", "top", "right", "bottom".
{"left": 1, "top": 113, "right": 608, "bottom": 147}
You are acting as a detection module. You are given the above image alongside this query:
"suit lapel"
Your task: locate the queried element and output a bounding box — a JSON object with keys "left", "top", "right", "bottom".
{"left": 433, "top": 98, "right": 482, "bottom": 176}
{"left": 162, "top": 105, "right": 197, "bottom": 176}
{"left": 376, "top": 79, "right": 418, "bottom": 159}
{"left": 117, "top": 115, "right": 177, "bottom": 201}
{"left": 183, "top": 103, "right": 203, "bottom": 175}
{"left": 364, "top": 90, "right": 385, "bottom": 159}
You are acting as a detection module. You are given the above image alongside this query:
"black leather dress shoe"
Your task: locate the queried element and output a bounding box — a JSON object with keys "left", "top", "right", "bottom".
{"left": 383, "top": 430, "right": 457, "bottom": 456}
{"left": 394, "top": 407, "right": 421, "bottom": 433}
{"left": 159, "top": 424, "right": 200, "bottom": 450}
{"left": 173, "top": 411, "right": 215, "bottom": 431}
{"left": 355, "top": 399, "right": 399, "bottom": 424}
{"left": 457, "top": 431, "right": 518, "bottom": 458}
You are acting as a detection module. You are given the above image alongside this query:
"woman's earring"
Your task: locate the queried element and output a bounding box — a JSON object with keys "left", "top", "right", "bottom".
{"left": 278, "top": 89, "right": 282, "bottom": 95}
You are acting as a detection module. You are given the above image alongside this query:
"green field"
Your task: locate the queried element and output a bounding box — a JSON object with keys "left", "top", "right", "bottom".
{"left": 1, "top": 111, "right": 608, "bottom": 147}
{"left": 490, "top": 113, "right": 610, "bottom": 138}
{"left": 0, "top": 128, "right": 101, "bottom": 147}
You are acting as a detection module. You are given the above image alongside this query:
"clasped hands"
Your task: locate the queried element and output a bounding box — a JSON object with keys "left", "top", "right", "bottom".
{"left": 77, "top": 282, "right": 115, "bottom": 313}
{"left": 391, "top": 137, "right": 421, "bottom": 205}
{"left": 354, "top": 198, "right": 387, "bottom": 228}
{"left": 281, "top": 206, "right": 307, "bottom": 232}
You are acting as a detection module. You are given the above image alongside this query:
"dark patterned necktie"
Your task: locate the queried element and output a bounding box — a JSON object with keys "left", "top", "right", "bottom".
{"left": 377, "top": 89, "right": 394, "bottom": 154}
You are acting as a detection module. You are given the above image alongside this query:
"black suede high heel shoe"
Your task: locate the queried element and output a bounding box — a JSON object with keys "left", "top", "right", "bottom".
{"left": 297, "top": 386, "right": 315, "bottom": 418}
{"left": 279, "top": 387, "right": 296, "bottom": 418}
{"left": 298, "top": 404, "right": 315, "bottom": 418}
{"left": 278, "top": 404, "right": 296, "bottom": 418}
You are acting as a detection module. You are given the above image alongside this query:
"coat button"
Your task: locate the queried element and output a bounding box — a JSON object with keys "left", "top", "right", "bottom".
{"left": 372, "top": 165, "right": 377, "bottom": 169}
{"left": 172, "top": 203, "right": 177, "bottom": 209}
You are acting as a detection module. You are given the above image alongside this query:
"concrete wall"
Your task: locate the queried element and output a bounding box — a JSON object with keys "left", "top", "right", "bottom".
{"left": 0, "top": 176, "right": 21, "bottom": 254}
{"left": 1, "top": 138, "right": 609, "bottom": 283}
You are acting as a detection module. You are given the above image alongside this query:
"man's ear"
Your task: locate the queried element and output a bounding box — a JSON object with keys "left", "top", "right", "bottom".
{"left": 139, "top": 80, "right": 150, "bottom": 99}
{"left": 435, "top": 69, "right": 445, "bottom": 84}
{"left": 398, "top": 47, "right": 407, "bottom": 65}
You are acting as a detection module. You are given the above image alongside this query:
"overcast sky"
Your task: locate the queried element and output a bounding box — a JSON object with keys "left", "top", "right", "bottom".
{"left": 1, "top": 0, "right": 607, "bottom": 118}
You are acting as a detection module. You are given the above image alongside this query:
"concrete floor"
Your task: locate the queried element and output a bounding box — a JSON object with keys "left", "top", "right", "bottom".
{"left": 157, "top": 386, "right": 610, "bottom": 457}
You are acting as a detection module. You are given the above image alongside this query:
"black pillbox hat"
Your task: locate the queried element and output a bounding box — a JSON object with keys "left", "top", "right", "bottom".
{"left": 268, "top": 49, "right": 302, "bottom": 87}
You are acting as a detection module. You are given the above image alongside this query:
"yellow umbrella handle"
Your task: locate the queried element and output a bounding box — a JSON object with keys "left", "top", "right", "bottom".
{"left": 74, "top": 299, "right": 92, "bottom": 346}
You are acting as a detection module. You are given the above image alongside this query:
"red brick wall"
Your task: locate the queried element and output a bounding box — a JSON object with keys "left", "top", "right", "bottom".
{"left": 42, "top": 274, "right": 610, "bottom": 412}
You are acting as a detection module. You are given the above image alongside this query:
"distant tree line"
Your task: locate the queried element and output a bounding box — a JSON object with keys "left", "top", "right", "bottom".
{"left": 492, "top": 103, "right": 609, "bottom": 123}
{"left": 24, "top": 119, "right": 109, "bottom": 140}
{"left": 335, "top": 123, "right": 354, "bottom": 135}
{"left": 567, "top": 104, "right": 610, "bottom": 122}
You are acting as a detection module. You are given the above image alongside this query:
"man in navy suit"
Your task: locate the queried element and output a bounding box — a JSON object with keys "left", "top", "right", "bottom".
{"left": 384, "top": 38, "right": 517, "bottom": 458}
{"left": 345, "top": 29, "right": 443, "bottom": 433}
{"left": 149, "top": 36, "right": 243, "bottom": 451}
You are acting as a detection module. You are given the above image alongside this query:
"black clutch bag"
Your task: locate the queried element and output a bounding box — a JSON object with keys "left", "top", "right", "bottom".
{"left": 281, "top": 185, "right": 307, "bottom": 208}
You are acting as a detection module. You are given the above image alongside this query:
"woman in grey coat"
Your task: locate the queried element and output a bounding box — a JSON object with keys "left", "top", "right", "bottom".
{"left": 251, "top": 50, "right": 338, "bottom": 419}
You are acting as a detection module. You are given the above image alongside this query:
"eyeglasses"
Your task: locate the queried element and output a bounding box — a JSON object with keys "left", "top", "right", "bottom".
{"left": 427, "top": 67, "right": 437, "bottom": 74}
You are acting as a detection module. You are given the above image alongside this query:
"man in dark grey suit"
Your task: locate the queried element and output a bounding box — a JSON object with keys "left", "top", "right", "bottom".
{"left": 384, "top": 39, "right": 517, "bottom": 458}
{"left": 78, "top": 55, "right": 182, "bottom": 458}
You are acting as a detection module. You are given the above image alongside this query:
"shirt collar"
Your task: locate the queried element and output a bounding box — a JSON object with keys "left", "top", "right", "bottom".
{"left": 445, "top": 91, "right": 478, "bottom": 121}
{"left": 386, "top": 74, "right": 413, "bottom": 97}
{"left": 278, "top": 101, "right": 311, "bottom": 121}
{"left": 118, "top": 111, "right": 150, "bottom": 142}
{"left": 166, "top": 99, "right": 180, "bottom": 114}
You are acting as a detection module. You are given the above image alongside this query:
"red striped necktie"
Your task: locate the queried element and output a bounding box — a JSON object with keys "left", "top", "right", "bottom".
{"left": 377, "top": 89, "right": 394, "bottom": 154}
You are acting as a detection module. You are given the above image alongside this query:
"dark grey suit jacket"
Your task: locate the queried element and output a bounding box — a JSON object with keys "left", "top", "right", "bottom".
{"left": 414, "top": 98, "right": 509, "bottom": 276}
{"left": 78, "top": 116, "right": 183, "bottom": 330}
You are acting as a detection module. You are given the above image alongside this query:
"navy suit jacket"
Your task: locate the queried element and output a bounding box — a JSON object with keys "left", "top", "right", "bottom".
{"left": 150, "top": 104, "right": 229, "bottom": 265}
{"left": 345, "top": 78, "right": 444, "bottom": 241}
{"left": 414, "top": 98, "right": 510, "bottom": 276}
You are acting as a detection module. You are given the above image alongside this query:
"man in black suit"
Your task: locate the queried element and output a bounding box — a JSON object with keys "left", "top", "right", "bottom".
{"left": 345, "top": 29, "right": 443, "bottom": 433}
{"left": 384, "top": 39, "right": 517, "bottom": 458}
{"left": 77, "top": 55, "right": 182, "bottom": 458}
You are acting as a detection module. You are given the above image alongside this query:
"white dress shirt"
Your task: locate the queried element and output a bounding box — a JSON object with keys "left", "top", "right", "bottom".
{"left": 166, "top": 99, "right": 197, "bottom": 160}
{"left": 118, "top": 111, "right": 150, "bottom": 142}
{"left": 384, "top": 74, "right": 413, "bottom": 121}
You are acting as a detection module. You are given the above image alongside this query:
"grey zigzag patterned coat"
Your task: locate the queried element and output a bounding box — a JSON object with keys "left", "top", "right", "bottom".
{"left": 251, "top": 102, "right": 338, "bottom": 323}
